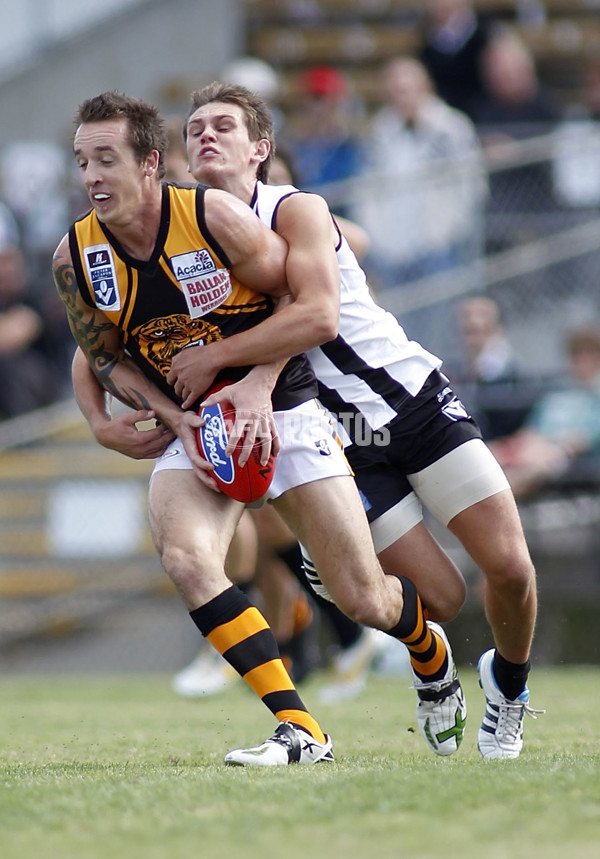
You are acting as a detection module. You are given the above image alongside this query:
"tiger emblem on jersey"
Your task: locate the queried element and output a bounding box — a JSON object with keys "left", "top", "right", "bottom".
{"left": 132, "top": 313, "right": 222, "bottom": 377}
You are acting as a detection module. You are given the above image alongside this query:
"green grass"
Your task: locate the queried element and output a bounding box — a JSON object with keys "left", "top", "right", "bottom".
{"left": 1, "top": 666, "right": 599, "bottom": 859}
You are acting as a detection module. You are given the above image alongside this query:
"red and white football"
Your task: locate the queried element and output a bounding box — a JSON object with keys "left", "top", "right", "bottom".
{"left": 196, "top": 385, "right": 276, "bottom": 503}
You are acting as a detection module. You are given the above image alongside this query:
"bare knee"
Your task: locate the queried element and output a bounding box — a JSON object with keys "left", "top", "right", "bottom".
{"left": 159, "top": 542, "right": 228, "bottom": 608}
{"left": 160, "top": 543, "right": 202, "bottom": 593}
{"left": 484, "top": 555, "right": 536, "bottom": 602}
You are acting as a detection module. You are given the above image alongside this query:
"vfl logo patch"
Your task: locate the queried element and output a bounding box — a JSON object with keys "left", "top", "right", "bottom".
{"left": 315, "top": 438, "right": 332, "bottom": 456}
{"left": 198, "top": 402, "right": 235, "bottom": 485}
{"left": 441, "top": 395, "right": 470, "bottom": 422}
{"left": 84, "top": 244, "right": 120, "bottom": 311}
{"left": 171, "top": 250, "right": 231, "bottom": 318}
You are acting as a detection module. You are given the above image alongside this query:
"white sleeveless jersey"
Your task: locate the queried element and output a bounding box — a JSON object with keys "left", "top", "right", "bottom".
{"left": 253, "top": 181, "right": 442, "bottom": 437}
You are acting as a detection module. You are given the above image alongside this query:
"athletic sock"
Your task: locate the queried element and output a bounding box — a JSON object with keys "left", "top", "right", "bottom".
{"left": 190, "top": 585, "right": 325, "bottom": 743}
{"left": 385, "top": 575, "right": 449, "bottom": 684}
{"left": 492, "top": 650, "right": 531, "bottom": 700}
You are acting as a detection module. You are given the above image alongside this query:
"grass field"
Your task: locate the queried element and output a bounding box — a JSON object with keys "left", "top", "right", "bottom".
{"left": 1, "top": 665, "right": 599, "bottom": 859}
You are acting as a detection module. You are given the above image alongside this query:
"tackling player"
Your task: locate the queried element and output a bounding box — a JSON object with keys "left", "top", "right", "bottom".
{"left": 57, "top": 91, "right": 458, "bottom": 765}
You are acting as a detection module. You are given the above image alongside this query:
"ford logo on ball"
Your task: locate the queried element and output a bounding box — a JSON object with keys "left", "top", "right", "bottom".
{"left": 198, "top": 402, "right": 235, "bottom": 485}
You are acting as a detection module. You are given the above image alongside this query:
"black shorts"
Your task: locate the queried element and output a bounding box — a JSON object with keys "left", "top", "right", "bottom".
{"left": 346, "top": 370, "right": 483, "bottom": 524}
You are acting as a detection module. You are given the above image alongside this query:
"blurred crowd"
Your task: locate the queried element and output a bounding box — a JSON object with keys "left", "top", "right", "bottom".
{"left": 2, "top": 0, "right": 600, "bottom": 482}
{"left": 0, "top": 141, "right": 81, "bottom": 421}
{"left": 3, "top": 0, "right": 600, "bottom": 690}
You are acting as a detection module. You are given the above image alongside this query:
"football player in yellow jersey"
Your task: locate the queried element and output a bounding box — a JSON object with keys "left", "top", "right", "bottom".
{"left": 57, "top": 91, "right": 454, "bottom": 766}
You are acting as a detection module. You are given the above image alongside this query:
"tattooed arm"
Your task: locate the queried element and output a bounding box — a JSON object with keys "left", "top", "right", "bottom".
{"left": 72, "top": 346, "right": 175, "bottom": 460}
{"left": 52, "top": 235, "right": 212, "bottom": 482}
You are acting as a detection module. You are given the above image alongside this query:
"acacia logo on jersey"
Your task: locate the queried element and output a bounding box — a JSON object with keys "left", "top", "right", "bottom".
{"left": 171, "top": 248, "right": 216, "bottom": 279}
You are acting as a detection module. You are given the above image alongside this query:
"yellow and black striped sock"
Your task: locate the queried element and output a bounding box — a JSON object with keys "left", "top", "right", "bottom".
{"left": 190, "top": 585, "right": 325, "bottom": 743}
{"left": 386, "top": 575, "right": 449, "bottom": 684}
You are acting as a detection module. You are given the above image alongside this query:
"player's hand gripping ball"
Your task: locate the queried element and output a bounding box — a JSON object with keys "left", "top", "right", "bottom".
{"left": 196, "top": 387, "right": 276, "bottom": 503}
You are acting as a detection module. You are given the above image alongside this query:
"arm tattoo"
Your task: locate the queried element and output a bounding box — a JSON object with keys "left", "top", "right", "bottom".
{"left": 54, "top": 252, "right": 165, "bottom": 419}
{"left": 54, "top": 257, "right": 115, "bottom": 366}
{"left": 108, "top": 384, "right": 153, "bottom": 413}
{"left": 54, "top": 254, "right": 133, "bottom": 403}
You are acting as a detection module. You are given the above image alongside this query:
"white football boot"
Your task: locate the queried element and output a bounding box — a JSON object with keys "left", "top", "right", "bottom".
{"left": 477, "top": 648, "right": 544, "bottom": 760}
{"left": 224, "top": 721, "right": 334, "bottom": 766}
{"left": 412, "top": 621, "right": 467, "bottom": 756}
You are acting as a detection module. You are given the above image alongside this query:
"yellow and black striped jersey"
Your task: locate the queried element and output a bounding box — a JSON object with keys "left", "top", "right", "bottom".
{"left": 69, "top": 183, "right": 317, "bottom": 410}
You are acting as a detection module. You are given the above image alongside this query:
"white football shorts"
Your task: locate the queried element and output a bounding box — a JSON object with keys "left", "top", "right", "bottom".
{"left": 151, "top": 398, "right": 352, "bottom": 500}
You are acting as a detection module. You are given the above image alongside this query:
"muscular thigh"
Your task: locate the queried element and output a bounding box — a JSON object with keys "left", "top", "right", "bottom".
{"left": 447, "top": 488, "right": 533, "bottom": 580}
{"left": 149, "top": 469, "right": 244, "bottom": 585}
{"left": 271, "top": 475, "right": 383, "bottom": 609}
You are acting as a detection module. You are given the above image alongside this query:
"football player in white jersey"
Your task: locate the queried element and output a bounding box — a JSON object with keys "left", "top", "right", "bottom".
{"left": 169, "top": 82, "right": 541, "bottom": 761}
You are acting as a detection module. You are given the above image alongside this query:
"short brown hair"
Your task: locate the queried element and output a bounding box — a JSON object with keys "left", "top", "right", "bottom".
{"left": 75, "top": 91, "right": 169, "bottom": 179}
{"left": 185, "top": 81, "right": 275, "bottom": 182}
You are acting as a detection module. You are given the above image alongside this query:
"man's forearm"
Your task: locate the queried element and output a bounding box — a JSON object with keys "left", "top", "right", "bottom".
{"left": 201, "top": 300, "right": 337, "bottom": 374}
{"left": 72, "top": 347, "right": 112, "bottom": 431}
{"left": 100, "top": 354, "right": 183, "bottom": 432}
{"left": 74, "top": 345, "right": 183, "bottom": 433}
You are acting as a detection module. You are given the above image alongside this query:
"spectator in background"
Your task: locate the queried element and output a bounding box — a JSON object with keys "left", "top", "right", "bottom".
{"left": 353, "top": 56, "right": 486, "bottom": 291}
{"left": 0, "top": 140, "right": 79, "bottom": 391}
{"left": 0, "top": 222, "right": 65, "bottom": 419}
{"left": 449, "top": 296, "right": 542, "bottom": 441}
{"left": 490, "top": 325, "right": 600, "bottom": 497}
{"left": 553, "top": 52, "right": 600, "bottom": 208}
{"left": 281, "top": 65, "right": 363, "bottom": 212}
{"left": 419, "top": 0, "right": 494, "bottom": 120}
{"left": 470, "top": 28, "right": 563, "bottom": 246}
{"left": 471, "top": 28, "right": 561, "bottom": 134}
{"left": 270, "top": 141, "right": 371, "bottom": 262}
{"left": 0, "top": 140, "right": 70, "bottom": 284}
